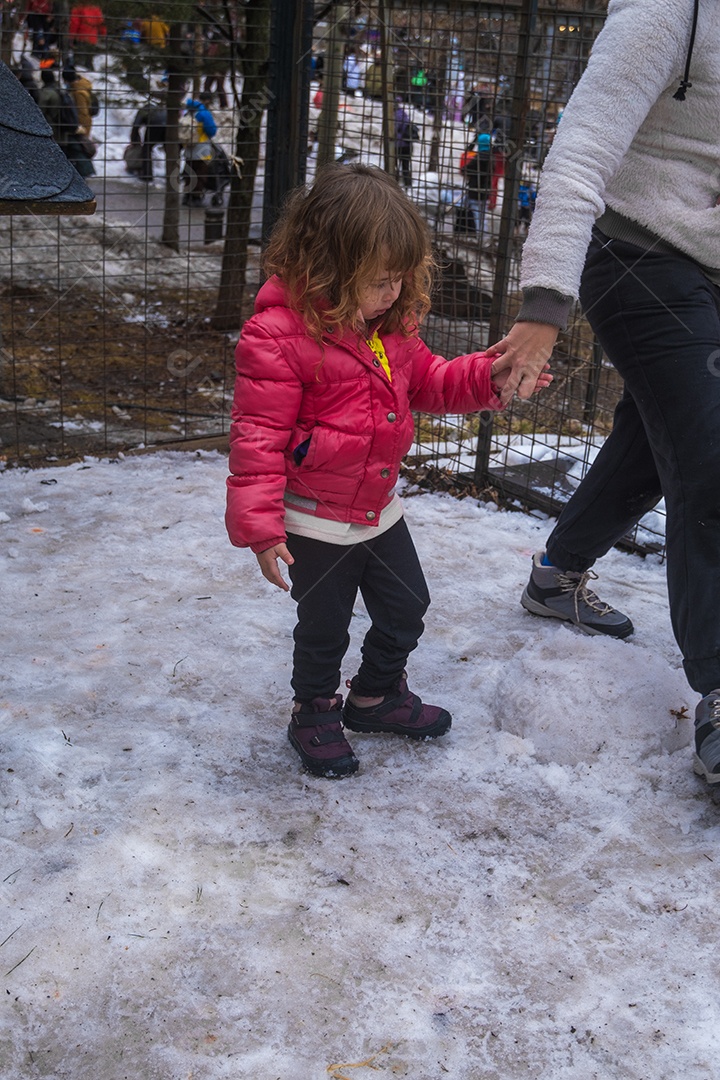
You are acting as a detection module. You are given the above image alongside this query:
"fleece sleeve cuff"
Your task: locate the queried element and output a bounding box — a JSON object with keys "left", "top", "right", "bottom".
{"left": 516, "top": 287, "right": 574, "bottom": 330}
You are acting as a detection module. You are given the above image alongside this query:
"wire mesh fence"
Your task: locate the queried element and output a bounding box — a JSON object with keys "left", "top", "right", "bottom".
{"left": 0, "top": 0, "right": 666, "bottom": 554}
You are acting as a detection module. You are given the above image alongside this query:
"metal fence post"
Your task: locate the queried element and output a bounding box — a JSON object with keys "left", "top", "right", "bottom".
{"left": 473, "top": 0, "right": 539, "bottom": 485}
{"left": 378, "top": 0, "right": 397, "bottom": 179}
{"left": 262, "top": 0, "right": 314, "bottom": 243}
{"left": 316, "top": 4, "right": 349, "bottom": 169}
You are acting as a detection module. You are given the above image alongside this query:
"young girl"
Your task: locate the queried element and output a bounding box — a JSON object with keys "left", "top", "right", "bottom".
{"left": 226, "top": 163, "right": 551, "bottom": 779}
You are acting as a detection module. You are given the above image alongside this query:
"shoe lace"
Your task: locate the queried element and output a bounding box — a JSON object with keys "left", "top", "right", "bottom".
{"left": 557, "top": 569, "right": 614, "bottom": 622}
{"left": 708, "top": 696, "right": 720, "bottom": 726}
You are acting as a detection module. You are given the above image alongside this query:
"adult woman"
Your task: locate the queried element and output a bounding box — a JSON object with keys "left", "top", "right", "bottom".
{"left": 488, "top": 0, "right": 720, "bottom": 783}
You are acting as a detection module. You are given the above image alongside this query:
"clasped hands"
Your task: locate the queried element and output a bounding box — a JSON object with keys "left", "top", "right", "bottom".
{"left": 487, "top": 320, "right": 558, "bottom": 405}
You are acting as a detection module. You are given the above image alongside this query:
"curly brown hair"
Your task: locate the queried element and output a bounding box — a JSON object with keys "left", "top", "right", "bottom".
{"left": 263, "top": 163, "right": 435, "bottom": 340}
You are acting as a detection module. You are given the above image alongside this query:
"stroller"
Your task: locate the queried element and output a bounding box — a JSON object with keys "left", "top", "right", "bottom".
{"left": 182, "top": 142, "right": 233, "bottom": 207}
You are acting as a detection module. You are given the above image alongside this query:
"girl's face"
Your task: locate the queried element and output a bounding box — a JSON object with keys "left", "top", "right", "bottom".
{"left": 357, "top": 270, "right": 403, "bottom": 323}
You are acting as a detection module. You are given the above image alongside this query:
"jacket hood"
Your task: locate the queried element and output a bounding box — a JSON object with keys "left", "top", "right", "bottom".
{"left": 254, "top": 275, "right": 337, "bottom": 322}
{"left": 253, "top": 275, "right": 409, "bottom": 340}
{"left": 254, "top": 275, "right": 291, "bottom": 314}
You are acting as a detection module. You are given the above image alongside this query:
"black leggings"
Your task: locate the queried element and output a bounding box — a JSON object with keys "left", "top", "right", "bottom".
{"left": 286, "top": 518, "right": 430, "bottom": 701}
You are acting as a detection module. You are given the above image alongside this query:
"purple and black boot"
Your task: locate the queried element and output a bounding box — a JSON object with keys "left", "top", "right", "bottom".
{"left": 288, "top": 695, "right": 359, "bottom": 779}
{"left": 343, "top": 675, "right": 452, "bottom": 740}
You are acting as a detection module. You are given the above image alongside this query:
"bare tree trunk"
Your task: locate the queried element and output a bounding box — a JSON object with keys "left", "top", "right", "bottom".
{"left": 161, "top": 25, "right": 190, "bottom": 252}
{"left": 428, "top": 52, "right": 447, "bottom": 173}
{"left": 210, "top": 0, "right": 271, "bottom": 333}
{"left": 316, "top": 3, "right": 348, "bottom": 169}
{"left": 378, "top": 0, "right": 396, "bottom": 179}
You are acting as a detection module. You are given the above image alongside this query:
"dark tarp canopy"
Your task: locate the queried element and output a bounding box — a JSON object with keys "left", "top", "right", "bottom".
{"left": 0, "top": 60, "right": 95, "bottom": 215}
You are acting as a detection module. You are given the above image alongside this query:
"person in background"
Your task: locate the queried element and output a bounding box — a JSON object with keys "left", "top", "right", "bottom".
{"left": 461, "top": 82, "right": 489, "bottom": 131}
{"left": 15, "top": 54, "right": 41, "bottom": 100}
{"left": 120, "top": 19, "right": 142, "bottom": 46}
{"left": 62, "top": 65, "right": 94, "bottom": 136}
{"left": 203, "top": 27, "right": 230, "bottom": 110}
{"left": 486, "top": 0, "right": 720, "bottom": 788}
{"left": 516, "top": 173, "right": 537, "bottom": 235}
{"left": 41, "top": 66, "right": 94, "bottom": 178}
{"left": 129, "top": 100, "right": 167, "bottom": 183}
{"left": 410, "top": 67, "right": 429, "bottom": 110}
{"left": 460, "top": 131, "right": 493, "bottom": 238}
{"left": 139, "top": 14, "right": 170, "bottom": 51}
{"left": 486, "top": 124, "right": 507, "bottom": 214}
{"left": 68, "top": 3, "right": 106, "bottom": 70}
{"left": 395, "top": 100, "right": 414, "bottom": 190}
{"left": 25, "top": 0, "right": 52, "bottom": 59}
{"left": 225, "top": 163, "right": 552, "bottom": 779}
{"left": 180, "top": 92, "right": 217, "bottom": 206}
{"left": 202, "top": 63, "right": 227, "bottom": 110}
{"left": 36, "top": 66, "right": 68, "bottom": 141}
{"left": 342, "top": 49, "right": 364, "bottom": 95}
{"left": 311, "top": 51, "right": 324, "bottom": 82}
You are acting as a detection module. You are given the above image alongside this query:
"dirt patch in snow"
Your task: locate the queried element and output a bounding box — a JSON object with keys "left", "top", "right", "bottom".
{"left": 0, "top": 278, "right": 252, "bottom": 464}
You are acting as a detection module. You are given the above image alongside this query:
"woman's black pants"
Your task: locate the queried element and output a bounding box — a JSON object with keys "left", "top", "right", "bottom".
{"left": 545, "top": 230, "right": 720, "bottom": 694}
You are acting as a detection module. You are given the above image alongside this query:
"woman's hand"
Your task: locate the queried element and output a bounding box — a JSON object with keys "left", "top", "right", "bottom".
{"left": 256, "top": 543, "right": 294, "bottom": 591}
{"left": 486, "top": 321, "right": 560, "bottom": 405}
{"left": 491, "top": 360, "right": 553, "bottom": 395}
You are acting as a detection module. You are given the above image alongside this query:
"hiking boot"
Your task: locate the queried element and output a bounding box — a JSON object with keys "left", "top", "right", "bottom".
{"left": 287, "top": 696, "right": 359, "bottom": 779}
{"left": 693, "top": 690, "right": 720, "bottom": 783}
{"left": 521, "top": 551, "right": 633, "bottom": 639}
{"left": 343, "top": 675, "right": 452, "bottom": 739}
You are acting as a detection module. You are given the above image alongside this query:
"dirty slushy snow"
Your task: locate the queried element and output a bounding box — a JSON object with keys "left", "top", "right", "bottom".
{"left": 1, "top": 451, "right": 716, "bottom": 1080}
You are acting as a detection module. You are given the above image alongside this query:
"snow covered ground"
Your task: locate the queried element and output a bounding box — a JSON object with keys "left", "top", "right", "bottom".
{"left": 2, "top": 449, "right": 716, "bottom": 1080}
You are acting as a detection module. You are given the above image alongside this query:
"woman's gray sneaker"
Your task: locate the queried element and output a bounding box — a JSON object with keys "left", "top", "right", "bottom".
{"left": 521, "top": 551, "right": 634, "bottom": 639}
{"left": 693, "top": 690, "right": 720, "bottom": 783}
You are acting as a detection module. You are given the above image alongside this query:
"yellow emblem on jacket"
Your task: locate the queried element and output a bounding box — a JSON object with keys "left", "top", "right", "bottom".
{"left": 366, "top": 330, "right": 392, "bottom": 382}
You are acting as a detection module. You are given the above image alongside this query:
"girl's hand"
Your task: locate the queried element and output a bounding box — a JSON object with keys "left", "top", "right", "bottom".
{"left": 491, "top": 359, "right": 553, "bottom": 395}
{"left": 486, "top": 321, "right": 559, "bottom": 405}
{"left": 256, "top": 543, "right": 294, "bottom": 591}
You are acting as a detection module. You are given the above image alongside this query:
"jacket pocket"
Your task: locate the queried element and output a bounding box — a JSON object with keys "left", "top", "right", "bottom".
{"left": 286, "top": 425, "right": 314, "bottom": 471}
{"left": 292, "top": 437, "right": 312, "bottom": 466}
{"left": 296, "top": 425, "right": 373, "bottom": 496}
{"left": 306, "top": 425, "right": 372, "bottom": 472}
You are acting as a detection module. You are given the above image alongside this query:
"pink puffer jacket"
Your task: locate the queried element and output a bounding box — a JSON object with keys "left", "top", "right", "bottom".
{"left": 226, "top": 276, "right": 503, "bottom": 551}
